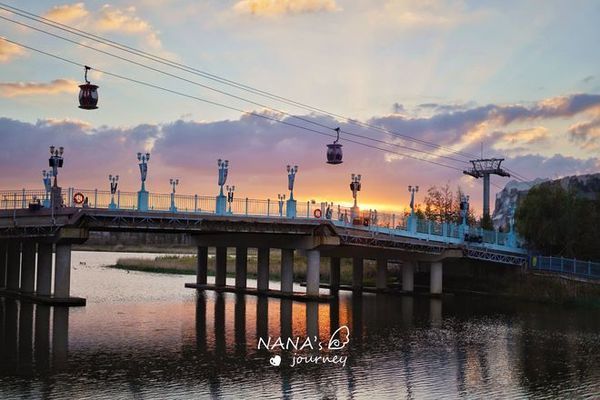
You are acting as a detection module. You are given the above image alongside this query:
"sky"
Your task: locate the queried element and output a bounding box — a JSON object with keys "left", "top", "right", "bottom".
{"left": 0, "top": 0, "right": 599, "bottom": 214}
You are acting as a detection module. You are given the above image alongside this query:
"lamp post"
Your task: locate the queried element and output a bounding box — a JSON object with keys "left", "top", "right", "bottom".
{"left": 407, "top": 185, "right": 419, "bottom": 233}
{"left": 226, "top": 185, "right": 235, "bottom": 214}
{"left": 350, "top": 173, "right": 362, "bottom": 219}
{"left": 42, "top": 170, "right": 52, "bottom": 208}
{"left": 137, "top": 152, "right": 150, "bottom": 211}
{"left": 169, "top": 178, "right": 179, "bottom": 212}
{"left": 278, "top": 193, "right": 286, "bottom": 217}
{"left": 216, "top": 159, "right": 229, "bottom": 215}
{"left": 507, "top": 203, "right": 517, "bottom": 248}
{"left": 458, "top": 194, "right": 470, "bottom": 238}
{"left": 48, "top": 145, "right": 64, "bottom": 209}
{"left": 286, "top": 165, "right": 298, "bottom": 218}
{"left": 108, "top": 174, "right": 119, "bottom": 209}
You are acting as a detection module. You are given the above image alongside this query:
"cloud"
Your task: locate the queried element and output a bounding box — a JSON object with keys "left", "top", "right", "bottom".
{"left": 233, "top": 0, "right": 338, "bottom": 17}
{"left": 0, "top": 37, "right": 25, "bottom": 63}
{"left": 569, "top": 118, "right": 600, "bottom": 150}
{"left": 499, "top": 127, "right": 549, "bottom": 145}
{"left": 43, "top": 2, "right": 89, "bottom": 23}
{"left": 0, "top": 79, "right": 79, "bottom": 97}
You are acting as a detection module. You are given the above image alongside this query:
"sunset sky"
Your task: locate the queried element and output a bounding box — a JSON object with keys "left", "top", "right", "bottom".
{"left": 1, "top": 0, "right": 599, "bottom": 214}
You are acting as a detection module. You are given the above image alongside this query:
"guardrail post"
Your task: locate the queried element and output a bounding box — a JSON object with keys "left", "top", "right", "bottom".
{"left": 117, "top": 190, "right": 121, "bottom": 209}
{"left": 194, "top": 194, "right": 198, "bottom": 212}
{"left": 307, "top": 201, "right": 310, "bottom": 218}
{"left": 560, "top": 257, "right": 564, "bottom": 273}
{"left": 22, "top": 188, "right": 26, "bottom": 208}
{"left": 589, "top": 261, "right": 592, "bottom": 277}
{"left": 573, "top": 258, "right": 577, "bottom": 274}
{"left": 428, "top": 221, "right": 432, "bottom": 235}
{"left": 245, "top": 197, "right": 249, "bottom": 215}
{"left": 495, "top": 231, "right": 499, "bottom": 245}
{"left": 94, "top": 189, "right": 98, "bottom": 208}
{"left": 392, "top": 214, "right": 395, "bottom": 229}
{"left": 267, "top": 199, "right": 270, "bottom": 216}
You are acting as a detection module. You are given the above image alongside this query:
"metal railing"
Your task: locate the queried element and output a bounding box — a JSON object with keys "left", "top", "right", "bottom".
{"left": 530, "top": 255, "right": 600, "bottom": 280}
{"left": 0, "top": 188, "right": 524, "bottom": 251}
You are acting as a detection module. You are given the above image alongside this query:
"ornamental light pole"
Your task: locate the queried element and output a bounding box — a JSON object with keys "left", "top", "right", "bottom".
{"left": 286, "top": 165, "right": 298, "bottom": 218}
{"left": 350, "top": 173, "right": 361, "bottom": 219}
{"left": 169, "top": 178, "right": 179, "bottom": 212}
{"left": 216, "top": 159, "right": 229, "bottom": 215}
{"left": 48, "top": 145, "right": 64, "bottom": 208}
{"left": 108, "top": 174, "right": 119, "bottom": 209}
{"left": 278, "top": 193, "right": 286, "bottom": 217}
{"left": 407, "top": 185, "right": 419, "bottom": 233}
{"left": 42, "top": 170, "right": 52, "bottom": 208}
{"left": 137, "top": 152, "right": 150, "bottom": 211}
{"left": 226, "top": 185, "right": 235, "bottom": 214}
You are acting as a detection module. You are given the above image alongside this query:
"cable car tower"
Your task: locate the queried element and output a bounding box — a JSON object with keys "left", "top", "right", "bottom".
{"left": 463, "top": 158, "right": 510, "bottom": 220}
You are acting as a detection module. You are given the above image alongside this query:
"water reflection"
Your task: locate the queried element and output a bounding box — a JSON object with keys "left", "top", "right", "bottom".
{"left": 1, "top": 272, "right": 600, "bottom": 399}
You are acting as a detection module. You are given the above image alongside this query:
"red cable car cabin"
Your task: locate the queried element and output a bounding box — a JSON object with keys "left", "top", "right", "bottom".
{"left": 78, "top": 65, "right": 99, "bottom": 110}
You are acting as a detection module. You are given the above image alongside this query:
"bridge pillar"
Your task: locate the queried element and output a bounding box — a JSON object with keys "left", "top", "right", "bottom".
{"left": 20, "top": 242, "right": 36, "bottom": 294}
{"left": 196, "top": 246, "right": 208, "bottom": 285}
{"left": 235, "top": 247, "right": 248, "bottom": 289}
{"left": 0, "top": 241, "right": 7, "bottom": 288}
{"left": 6, "top": 241, "right": 21, "bottom": 291}
{"left": 430, "top": 261, "right": 443, "bottom": 295}
{"left": 306, "top": 250, "right": 320, "bottom": 297}
{"left": 376, "top": 258, "right": 388, "bottom": 290}
{"left": 54, "top": 243, "right": 72, "bottom": 298}
{"left": 257, "top": 248, "right": 270, "bottom": 292}
{"left": 215, "top": 247, "right": 227, "bottom": 287}
{"left": 329, "top": 257, "right": 340, "bottom": 292}
{"left": 352, "top": 257, "right": 363, "bottom": 291}
{"left": 36, "top": 243, "right": 53, "bottom": 296}
{"left": 402, "top": 261, "right": 415, "bottom": 292}
{"left": 280, "top": 249, "right": 294, "bottom": 294}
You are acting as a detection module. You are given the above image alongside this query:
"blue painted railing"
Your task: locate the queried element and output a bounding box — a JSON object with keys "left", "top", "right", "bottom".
{"left": 530, "top": 255, "right": 600, "bottom": 280}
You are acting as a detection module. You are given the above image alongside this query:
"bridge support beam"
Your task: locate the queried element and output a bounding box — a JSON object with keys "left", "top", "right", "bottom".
{"left": 215, "top": 247, "right": 227, "bottom": 287}
{"left": 329, "top": 257, "right": 340, "bottom": 292}
{"left": 376, "top": 258, "right": 388, "bottom": 290}
{"left": 402, "top": 261, "right": 415, "bottom": 292}
{"left": 36, "top": 243, "right": 53, "bottom": 296}
{"left": 352, "top": 257, "right": 363, "bottom": 291}
{"left": 257, "top": 248, "right": 269, "bottom": 292}
{"left": 280, "top": 249, "right": 294, "bottom": 294}
{"left": 430, "top": 261, "right": 443, "bottom": 295}
{"left": 54, "top": 243, "right": 72, "bottom": 298}
{"left": 196, "top": 246, "right": 208, "bottom": 285}
{"left": 6, "top": 241, "right": 20, "bottom": 291}
{"left": 20, "top": 242, "right": 36, "bottom": 294}
{"left": 306, "top": 250, "right": 320, "bottom": 297}
{"left": 235, "top": 247, "right": 248, "bottom": 289}
{"left": 0, "top": 242, "right": 7, "bottom": 288}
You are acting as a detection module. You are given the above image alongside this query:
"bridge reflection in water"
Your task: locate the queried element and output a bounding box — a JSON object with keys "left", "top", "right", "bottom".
{"left": 1, "top": 293, "right": 600, "bottom": 399}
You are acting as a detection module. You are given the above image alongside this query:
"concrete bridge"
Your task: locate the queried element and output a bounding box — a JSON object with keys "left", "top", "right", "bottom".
{"left": 0, "top": 187, "right": 528, "bottom": 306}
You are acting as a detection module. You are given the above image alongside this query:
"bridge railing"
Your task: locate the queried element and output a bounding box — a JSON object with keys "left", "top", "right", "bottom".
{"left": 0, "top": 188, "right": 523, "bottom": 251}
{"left": 530, "top": 255, "right": 600, "bottom": 280}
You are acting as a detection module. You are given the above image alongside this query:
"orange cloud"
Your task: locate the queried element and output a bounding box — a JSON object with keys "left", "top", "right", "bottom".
{"left": 0, "top": 37, "right": 24, "bottom": 63}
{"left": 97, "top": 5, "right": 162, "bottom": 49}
{"left": 502, "top": 126, "right": 549, "bottom": 145}
{"left": 43, "top": 2, "right": 89, "bottom": 23}
{"left": 233, "top": 0, "right": 338, "bottom": 16}
{"left": 0, "top": 79, "right": 79, "bottom": 97}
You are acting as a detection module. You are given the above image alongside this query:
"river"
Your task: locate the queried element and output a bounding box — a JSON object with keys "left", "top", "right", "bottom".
{"left": 1, "top": 251, "right": 599, "bottom": 399}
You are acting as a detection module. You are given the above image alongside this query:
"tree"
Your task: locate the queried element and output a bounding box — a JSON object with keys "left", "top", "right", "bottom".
{"left": 422, "top": 184, "right": 475, "bottom": 224}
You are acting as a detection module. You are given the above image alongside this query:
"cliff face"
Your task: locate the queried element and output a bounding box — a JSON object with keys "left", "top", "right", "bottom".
{"left": 492, "top": 173, "right": 600, "bottom": 229}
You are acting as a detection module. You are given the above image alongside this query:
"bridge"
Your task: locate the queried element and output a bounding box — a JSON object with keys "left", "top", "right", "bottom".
{"left": 0, "top": 182, "right": 528, "bottom": 306}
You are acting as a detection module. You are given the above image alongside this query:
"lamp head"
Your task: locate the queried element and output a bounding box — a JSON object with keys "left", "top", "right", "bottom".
{"left": 137, "top": 152, "right": 142, "bottom": 161}
{"left": 59, "top": 146, "right": 64, "bottom": 156}
{"left": 145, "top": 153, "right": 150, "bottom": 161}
{"left": 50, "top": 146, "right": 55, "bottom": 155}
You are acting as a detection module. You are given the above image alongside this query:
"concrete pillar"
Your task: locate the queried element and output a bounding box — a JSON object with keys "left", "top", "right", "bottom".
{"left": 0, "top": 242, "right": 7, "bottom": 288}
{"left": 6, "top": 241, "right": 20, "bottom": 291}
{"left": 376, "top": 258, "right": 388, "bottom": 290}
{"left": 257, "top": 248, "right": 270, "bottom": 292}
{"left": 306, "top": 250, "right": 321, "bottom": 296}
{"left": 280, "top": 299, "right": 293, "bottom": 341}
{"left": 329, "top": 257, "right": 340, "bottom": 291}
{"left": 280, "top": 249, "right": 294, "bottom": 294}
{"left": 195, "top": 293, "right": 207, "bottom": 352}
{"left": 36, "top": 243, "right": 53, "bottom": 296}
{"left": 430, "top": 261, "right": 443, "bottom": 295}
{"left": 196, "top": 246, "right": 208, "bottom": 285}
{"left": 54, "top": 243, "right": 71, "bottom": 298}
{"left": 352, "top": 257, "right": 363, "bottom": 291}
{"left": 235, "top": 247, "right": 248, "bottom": 289}
{"left": 20, "top": 242, "right": 36, "bottom": 293}
{"left": 215, "top": 247, "right": 227, "bottom": 287}
{"left": 402, "top": 261, "right": 415, "bottom": 292}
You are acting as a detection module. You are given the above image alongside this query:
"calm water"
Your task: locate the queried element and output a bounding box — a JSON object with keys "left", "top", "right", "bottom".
{"left": 1, "top": 251, "right": 600, "bottom": 399}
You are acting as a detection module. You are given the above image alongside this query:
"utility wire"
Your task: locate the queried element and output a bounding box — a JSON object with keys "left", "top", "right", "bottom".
{"left": 0, "top": 37, "right": 467, "bottom": 172}
{"left": 0, "top": 14, "right": 470, "bottom": 167}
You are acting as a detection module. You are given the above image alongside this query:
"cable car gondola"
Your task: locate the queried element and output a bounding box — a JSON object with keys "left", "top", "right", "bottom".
{"left": 78, "top": 65, "right": 99, "bottom": 110}
{"left": 326, "top": 127, "right": 343, "bottom": 164}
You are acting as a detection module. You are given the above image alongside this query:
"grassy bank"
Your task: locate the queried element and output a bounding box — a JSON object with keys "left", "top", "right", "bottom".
{"left": 112, "top": 250, "right": 387, "bottom": 286}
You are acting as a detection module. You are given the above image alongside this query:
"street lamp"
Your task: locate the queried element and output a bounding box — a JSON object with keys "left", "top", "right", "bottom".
{"left": 459, "top": 194, "right": 470, "bottom": 227}
{"left": 48, "top": 145, "right": 64, "bottom": 187}
{"left": 137, "top": 152, "right": 150, "bottom": 211}
{"left": 286, "top": 164, "right": 298, "bottom": 218}
{"left": 216, "top": 159, "right": 229, "bottom": 214}
{"left": 278, "top": 193, "right": 286, "bottom": 216}
{"left": 169, "top": 178, "right": 179, "bottom": 212}
{"left": 109, "top": 174, "right": 119, "bottom": 209}
{"left": 226, "top": 185, "right": 235, "bottom": 214}
{"left": 350, "top": 173, "right": 362, "bottom": 219}
{"left": 42, "top": 170, "right": 52, "bottom": 207}
{"left": 408, "top": 185, "right": 419, "bottom": 216}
